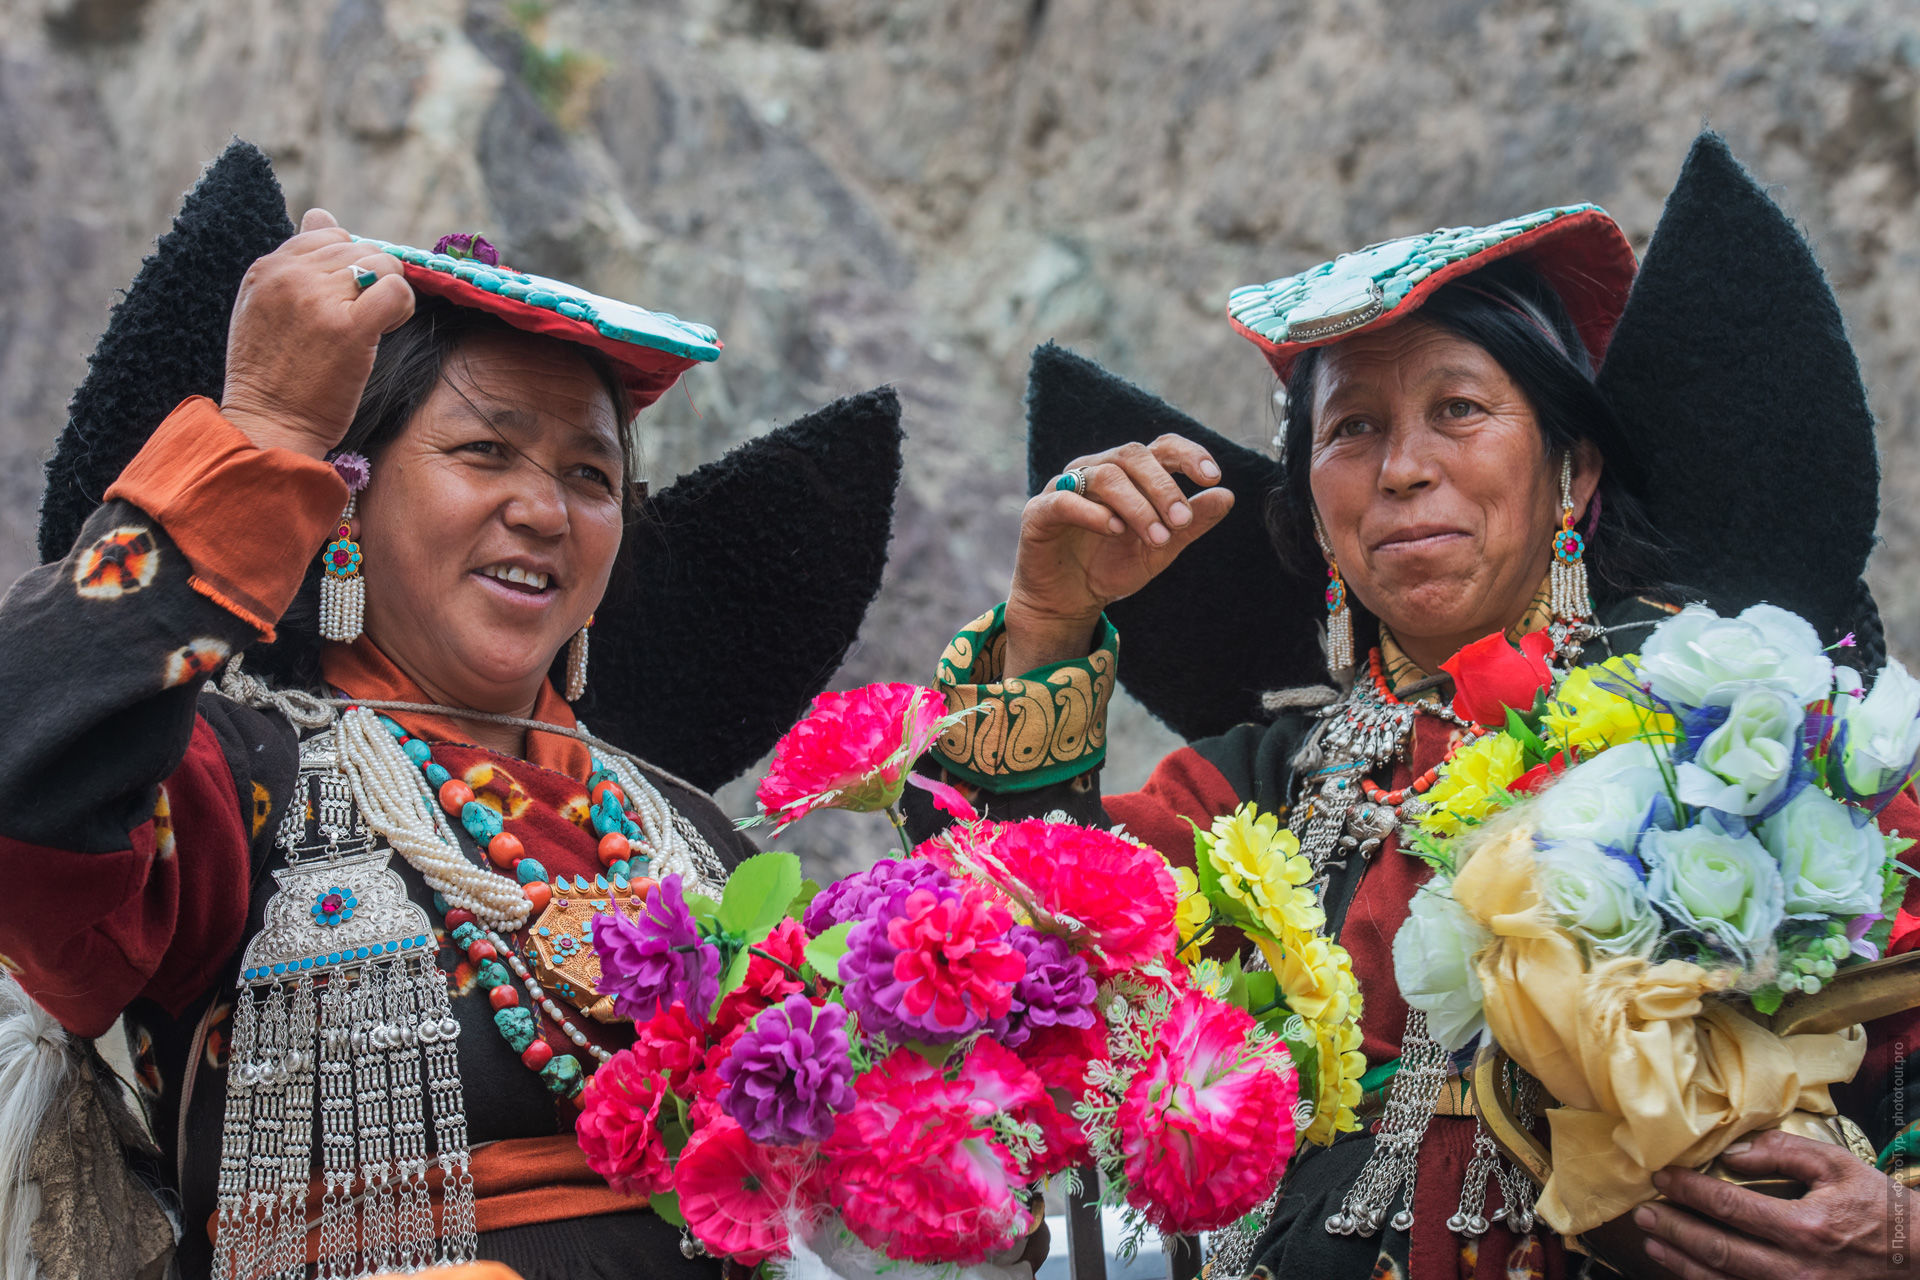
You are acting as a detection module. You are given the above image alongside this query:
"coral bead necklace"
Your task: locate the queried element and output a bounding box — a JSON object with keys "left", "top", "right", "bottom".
{"left": 374, "top": 713, "right": 659, "bottom": 1101}
{"left": 1354, "top": 649, "right": 1491, "bottom": 809}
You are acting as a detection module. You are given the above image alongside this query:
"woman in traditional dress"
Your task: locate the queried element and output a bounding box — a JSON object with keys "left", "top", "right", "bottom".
{"left": 0, "top": 143, "right": 902, "bottom": 1280}
{"left": 917, "top": 134, "right": 1919, "bottom": 1278}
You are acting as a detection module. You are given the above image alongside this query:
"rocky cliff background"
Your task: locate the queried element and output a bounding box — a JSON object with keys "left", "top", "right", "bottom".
{"left": 7, "top": 0, "right": 1920, "bottom": 870}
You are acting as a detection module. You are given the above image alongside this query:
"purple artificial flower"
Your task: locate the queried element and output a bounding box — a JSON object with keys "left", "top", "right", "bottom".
{"left": 326, "top": 450, "right": 371, "bottom": 493}
{"left": 594, "top": 874, "right": 720, "bottom": 1024}
{"left": 803, "top": 857, "right": 951, "bottom": 935}
{"left": 839, "top": 880, "right": 1026, "bottom": 1043}
{"left": 717, "top": 993, "right": 858, "bottom": 1144}
{"left": 432, "top": 232, "right": 500, "bottom": 266}
{"left": 995, "top": 926, "right": 1098, "bottom": 1048}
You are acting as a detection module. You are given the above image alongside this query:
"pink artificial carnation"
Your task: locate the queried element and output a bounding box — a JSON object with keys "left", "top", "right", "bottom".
{"left": 824, "top": 1048, "right": 1037, "bottom": 1264}
{"left": 675, "top": 1117, "right": 823, "bottom": 1265}
{"left": 574, "top": 1045, "right": 674, "bottom": 1197}
{"left": 714, "top": 917, "right": 812, "bottom": 1033}
{"left": 1118, "top": 989, "right": 1297, "bottom": 1235}
{"left": 884, "top": 886, "right": 1026, "bottom": 1032}
{"left": 756, "top": 683, "right": 950, "bottom": 830}
{"left": 983, "top": 820, "right": 1179, "bottom": 973}
{"left": 629, "top": 1001, "right": 710, "bottom": 1096}
{"left": 954, "top": 1038, "right": 1083, "bottom": 1180}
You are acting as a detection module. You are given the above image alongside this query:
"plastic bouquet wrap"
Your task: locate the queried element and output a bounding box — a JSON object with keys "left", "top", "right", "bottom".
{"left": 1392, "top": 605, "right": 1920, "bottom": 1234}
{"left": 572, "top": 682, "right": 1367, "bottom": 1276}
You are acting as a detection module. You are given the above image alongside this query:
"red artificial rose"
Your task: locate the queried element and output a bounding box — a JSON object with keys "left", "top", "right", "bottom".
{"left": 1441, "top": 630, "right": 1555, "bottom": 727}
{"left": 1508, "top": 751, "right": 1571, "bottom": 796}
{"left": 1891, "top": 909, "right": 1919, "bottom": 956}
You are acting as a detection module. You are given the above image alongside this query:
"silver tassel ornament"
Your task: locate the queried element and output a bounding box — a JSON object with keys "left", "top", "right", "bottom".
{"left": 1326, "top": 1008, "right": 1451, "bottom": 1236}
{"left": 565, "top": 619, "right": 590, "bottom": 702}
{"left": 212, "top": 746, "right": 474, "bottom": 1280}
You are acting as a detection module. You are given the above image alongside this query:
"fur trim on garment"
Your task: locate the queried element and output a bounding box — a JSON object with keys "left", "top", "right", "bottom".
{"left": 0, "top": 974, "right": 73, "bottom": 1280}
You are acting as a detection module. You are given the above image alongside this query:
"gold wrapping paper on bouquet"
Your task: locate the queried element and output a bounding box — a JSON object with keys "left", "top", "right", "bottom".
{"left": 1451, "top": 827, "right": 1866, "bottom": 1235}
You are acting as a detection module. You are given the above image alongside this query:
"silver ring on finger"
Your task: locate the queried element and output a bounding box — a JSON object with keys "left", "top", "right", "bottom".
{"left": 1053, "top": 466, "right": 1091, "bottom": 496}
{"left": 352, "top": 266, "right": 380, "bottom": 293}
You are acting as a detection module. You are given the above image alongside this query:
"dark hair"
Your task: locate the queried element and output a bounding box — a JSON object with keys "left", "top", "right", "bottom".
{"left": 252, "top": 298, "right": 643, "bottom": 686}
{"left": 1266, "top": 259, "right": 1672, "bottom": 644}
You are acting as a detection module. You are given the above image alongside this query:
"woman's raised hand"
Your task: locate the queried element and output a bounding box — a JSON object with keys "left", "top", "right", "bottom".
{"left": 219, "top": 209, "right": 415, "bottom": 459}
{"left": 1003, "top": 435, "right": 1234, "bottom": 676}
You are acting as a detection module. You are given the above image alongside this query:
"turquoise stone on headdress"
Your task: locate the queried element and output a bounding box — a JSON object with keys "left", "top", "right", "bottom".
{"left": 1227, "top": 204, "right": 1636, "bottom": 379}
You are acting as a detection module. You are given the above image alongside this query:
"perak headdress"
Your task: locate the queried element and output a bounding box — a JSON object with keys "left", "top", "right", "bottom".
{"left": 1025, "top": 131, "right": 1884, "bottom": 742}
{"left": 38, "top": 140, "right": 904, "bottom": 792}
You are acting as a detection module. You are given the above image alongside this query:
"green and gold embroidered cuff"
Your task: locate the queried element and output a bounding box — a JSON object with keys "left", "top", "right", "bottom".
{"left": 933, "top": 603, "right": 1118, "bottom": 793}
{"left": 1880, "top": 1120, "right": 1920, "bottom": 1174}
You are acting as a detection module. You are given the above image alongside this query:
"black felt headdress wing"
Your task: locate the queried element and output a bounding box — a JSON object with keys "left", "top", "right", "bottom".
{"left": 1024, "top": 130, "right": 1884, "bottom": 744}
{"left": 36, "top": 140, "right": 903, "bottom": 792}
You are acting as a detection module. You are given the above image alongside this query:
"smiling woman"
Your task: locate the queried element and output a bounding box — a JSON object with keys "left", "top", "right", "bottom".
{"left": 0, "top": 143, "right": 903, "bottom": 1280}
{"left": 910, "top": 133, "right": 1918, "bottom": 1280}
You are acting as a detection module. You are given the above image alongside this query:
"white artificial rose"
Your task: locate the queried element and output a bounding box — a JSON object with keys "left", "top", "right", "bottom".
{"left": 1534, "top": 838, "right": 1660, "bottom": 959}
{"left": 1835, "top": 659, "right": 1920, "bottom": 798}
{"left": 1392, "top": 880, "right": 1491, "bottom": 1052}
{"left": 1643, "top": 820, "right": 1785, "bottom": 965}
{"left": 1531, "top": 740, "right": 1671, "bottom": 857}
{"left": 1639, "top": 603, "right": 1833, "bottom": 711}
{"left": 1674, "top": 688, "right": 1804, "bottom": 817}
{"left": 1758, "top": 787, "right": 1888, "bottom": 920}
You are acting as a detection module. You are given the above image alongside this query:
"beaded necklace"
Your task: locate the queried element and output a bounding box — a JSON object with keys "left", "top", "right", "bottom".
{"left": 373, "top": 713, "right": 664, "bottom": 1103}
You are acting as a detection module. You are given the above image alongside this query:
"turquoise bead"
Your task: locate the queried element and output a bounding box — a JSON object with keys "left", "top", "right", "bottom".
{"left": 433, "top": 892, "right": 450, "bottom": 914}
{"left": 541, "top": 1054, "right": 584, "bottom": 1098}
{"left": 515, "top": 858, "right": 547, "bottom": 885}
{"left": 424, "top": 762, "right": 451, "bottom": 788}
{"left": 381, "top": 717, "right": 409, "bottom": 739}
{"left": 476, "top": 959, "right": 510, "bottom": 989}
{"left": 461, "top": 801, "right": 504, "bottom": 842}
{"left": 402, "top": 738, "right": 433, "bottom": 766}
{"left": 493, "top": 1006, "right": 537, "bottom": 1052}
{"left": 451, "top": 922, "right": 481, "bottom": 949}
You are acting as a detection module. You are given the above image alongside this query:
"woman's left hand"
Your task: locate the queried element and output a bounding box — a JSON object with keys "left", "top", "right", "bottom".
{"left": 1633, "top": 1129, "right": 1913, "bottom": 1278}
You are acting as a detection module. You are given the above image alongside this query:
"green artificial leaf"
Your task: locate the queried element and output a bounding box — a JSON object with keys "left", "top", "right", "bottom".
{"left": 905, "top": 1039, "right": 962, "bottom": 1068}
{"left": 1504, "top": 708, "right": 1550, "bottom": 766}
{"left": 1749, "top": 983, "right": 1786, "bottom": 1017}
{"left": 717, "top": 851, "right": 804, "bottom": 938}
{"left": 1242, "top": 971, "right": 1281, "bottom": 1020}
{"left": 804, "top": 921, "right": 855, "bottom": 985}
{"left": 1223, "top": 952, "right": 1250, "bottom": 1008}
{"left": 649, "top": 1192, "right": 687, "bottom": 1228}
{"left": 788, "top": 878, "right": 824, "bottom": 921}
{"left": 684, "top": 891, "right": 720, "bottom": 923}
{"left": 1280, "top": 1021, "right": 1319, "bottom": 1098}
{"left": 712, "top": 945, "right": 753, "bottom": 1012}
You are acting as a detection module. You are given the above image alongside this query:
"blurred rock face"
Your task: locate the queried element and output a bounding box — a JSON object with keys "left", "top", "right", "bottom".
{"left": 8, "top": 0, "right": 1920, "bottom": 871}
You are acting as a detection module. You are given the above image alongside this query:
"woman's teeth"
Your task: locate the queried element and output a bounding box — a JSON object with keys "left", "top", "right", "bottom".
{"left": 479, "top": 564, "right": 550, "bottom": 591}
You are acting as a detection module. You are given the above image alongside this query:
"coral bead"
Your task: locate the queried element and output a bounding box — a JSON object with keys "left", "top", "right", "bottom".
{"left": 439, "top": 779, "right": 474, "bottom": 815}
{"left": 489, "top": 985, "right": 520, "bottom": 1010}
{"left": 596, "top": 832, "right": 630, "bottom": 867}
{"left": 522, "top": 880, "right": 552, "bottom": 914}
{"left": 444, "top": 908, "right": 476, "bottom": 931}
{"left": 487, "top": 831, "right": 525, "bottom": 871}
{"left": 467, "top": 939, "right": 498, "bottom": 963}
{"left": 521, "top": 1040, "right": 554, "bottom": 1071}
{"left": 590, "top": 780, "right": 624, "bottom": 807}
{"left": 628, "top": 876, "right": 657, "bottom": 903}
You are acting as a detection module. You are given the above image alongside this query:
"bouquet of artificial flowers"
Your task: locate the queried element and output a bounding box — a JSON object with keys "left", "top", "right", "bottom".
{"left": 572, "top": 682, "right": 1367, "bottom": 1274}
{"left": 1395, "top": 604, "right": 1920, "bottom": 1234}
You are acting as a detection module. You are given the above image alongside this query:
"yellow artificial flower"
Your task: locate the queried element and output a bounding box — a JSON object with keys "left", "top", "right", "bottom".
{"left": 1205, "top": 803, "right": 1325, "bottom": 937}
{"left": 1415, "top": 733, "right": 1526, "bottom": 838}
{"left": 1256, "top": 923, "right": 1360, "bottom": 1028}
{"left": 1170, "top": 865, "right": 1214, "bottom": 964}
{"left": 1300, "top": 1015, "right": 1367, "bottom": 1146}
{"left": 1541, "top": 657, "right": 1677, "bottom": 756}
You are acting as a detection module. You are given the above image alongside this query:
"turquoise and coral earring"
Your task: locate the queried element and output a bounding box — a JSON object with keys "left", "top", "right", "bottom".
{"left": 319, "top": 453, "right": 370, "bottom": 643}
{"left": 1312, "top": 508, "right": 1354, "bottom": 672}
{"left": 1549, "top": 454, "right": 1592, "bottom": 623}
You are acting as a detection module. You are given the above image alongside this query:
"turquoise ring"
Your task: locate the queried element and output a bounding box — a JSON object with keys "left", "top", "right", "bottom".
{"left": 1053, "top": 467, "right": 1089, "bottom": 496}
{"left": 352, "top": 266, "right": 380, "bottom": 292}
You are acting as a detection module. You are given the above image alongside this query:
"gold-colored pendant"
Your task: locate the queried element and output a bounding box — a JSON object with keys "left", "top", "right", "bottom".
{"left": 527, "top": 873, "right": 651, "bottom": 1023}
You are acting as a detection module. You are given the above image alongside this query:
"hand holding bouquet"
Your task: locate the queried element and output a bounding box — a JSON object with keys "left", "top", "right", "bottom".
{"left": 1396, "top": 604, "right": 1920, "bottom": 1234}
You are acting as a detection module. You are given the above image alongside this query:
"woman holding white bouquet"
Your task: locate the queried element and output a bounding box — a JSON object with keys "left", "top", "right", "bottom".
{"left": 915, "top": 131, "right": 1920, "bottom": 1279}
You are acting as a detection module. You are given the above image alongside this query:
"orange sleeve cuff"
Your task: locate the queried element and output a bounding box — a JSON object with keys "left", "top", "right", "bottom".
{"left": 104, "top": 396, "right": 349, "bottom": 639}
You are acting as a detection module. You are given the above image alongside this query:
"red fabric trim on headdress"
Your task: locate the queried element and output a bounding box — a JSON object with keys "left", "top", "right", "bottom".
{"left": 401, "top": 265, "right": 718, "bottom": 411}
